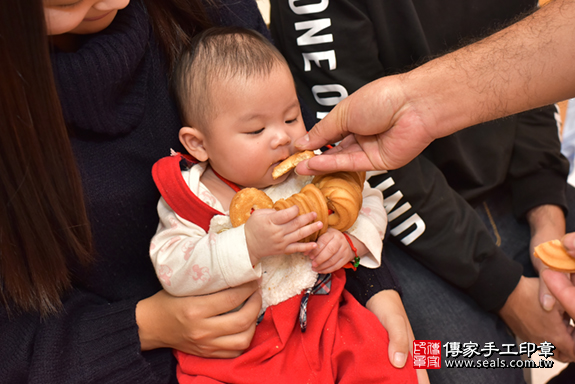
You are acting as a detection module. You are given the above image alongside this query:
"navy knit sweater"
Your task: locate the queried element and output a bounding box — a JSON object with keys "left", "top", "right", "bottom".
{"left": 1, "top": 2, "right": 267, "bottom": 383}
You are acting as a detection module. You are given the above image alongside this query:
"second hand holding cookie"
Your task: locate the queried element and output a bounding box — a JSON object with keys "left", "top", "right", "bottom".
{"left": 308, "top": 228, "right": 366, "bottom": 274}
{"left": 244, "top": 205, "right": 322, "bottom": 266}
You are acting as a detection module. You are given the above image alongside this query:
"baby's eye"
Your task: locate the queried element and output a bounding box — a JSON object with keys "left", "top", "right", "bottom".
{"left": 247, "top": 128, "right": 264, "bottom": 135}
{"left": 285, "top": 118, "right": 297, "bottom": 124}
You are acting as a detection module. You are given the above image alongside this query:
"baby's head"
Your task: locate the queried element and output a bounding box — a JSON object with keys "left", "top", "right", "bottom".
{"left": 172, "top": 27, "right": 307, "bottom": 189}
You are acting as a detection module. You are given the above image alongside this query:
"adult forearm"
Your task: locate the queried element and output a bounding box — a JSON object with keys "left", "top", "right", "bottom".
{"left": 294, "top": 0, "right": 575, "bottom": 172}
{"left": 399, "top": 0, "right": 575, "bottom": 139}
{"left": 527, "top": 204, "right": 566, "bottom": 239}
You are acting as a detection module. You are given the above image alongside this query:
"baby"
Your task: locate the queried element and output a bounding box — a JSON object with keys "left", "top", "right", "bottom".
{"left": 150, "top": 27, "right": 416, "bottom": 384}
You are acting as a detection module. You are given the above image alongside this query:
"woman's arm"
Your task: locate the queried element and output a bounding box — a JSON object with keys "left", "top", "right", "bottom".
{"left": 1, "top": 291, "right": 169, "bottom": 383}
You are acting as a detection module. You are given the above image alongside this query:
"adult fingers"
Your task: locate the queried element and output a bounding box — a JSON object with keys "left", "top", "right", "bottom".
{"left": 199, "top": 280, "right": 260, "bottom": 318}
{"left": 295, "top": 136, "right": 380, "bottom": 175}
{"left": 180, "top": 295, "right": 260, "bottom": 358}
{"left": 197, "top": 327, "right": 258, "bottom": 358}
{"left": 562, "top": 233, "right": 575, "bottom": 257}
{"left": 499, "top": 276, "right": 575, "bottom": 361}
{"left": 385, "top": 313, "right": 411, "bottom": 368}
{"left": 542, "top": 269, "right": 575, "bottom": 318}
{"left": 295, "top": 100, "right": 352, "bottom": 152}
{"left": 204, "top": 287, "right": 261, "bottom": 338}
{"left": 538, "top": 268, "right": 557, "bottom": 312}
{"left": 365, "top": 290, "right": 412, "bottom": 368}
{"left": 296, "top": 149, "right": 377, "bottom": 175}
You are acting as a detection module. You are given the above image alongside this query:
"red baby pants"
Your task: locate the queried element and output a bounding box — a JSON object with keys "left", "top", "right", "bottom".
{"left": 175, "top": 269, "right": 417, "bottom": 383}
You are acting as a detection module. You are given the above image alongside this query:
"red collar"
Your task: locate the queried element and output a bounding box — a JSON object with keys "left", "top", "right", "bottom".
{"left": 212, "top": 168, "right": 241, "bottom": 192}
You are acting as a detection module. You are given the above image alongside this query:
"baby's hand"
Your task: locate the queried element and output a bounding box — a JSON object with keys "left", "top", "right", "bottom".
{"left": 245, "top": 205, "right": 322, "bottom": 265}
{"left": 308, "top": 228, "right": 357, "bottom": 273}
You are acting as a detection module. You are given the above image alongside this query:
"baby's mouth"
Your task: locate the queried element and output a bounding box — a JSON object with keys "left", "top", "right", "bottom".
{"left": 271, "top": 159, "right": 285, "bottom": 168}
{"left": 271, "top": 154, "right": 291, "bottom": 168}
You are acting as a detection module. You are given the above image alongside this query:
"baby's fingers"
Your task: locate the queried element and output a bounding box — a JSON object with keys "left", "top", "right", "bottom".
{"left": 285, "top": 241, "right": 318, "bottom": 255}
{"left": 287, "top": 219, "right": 323, "bottom": 243}
{"left": 288, "top": 211, "right": 318, "bottom": 231}
{"left": 306, "top": 244, "right": 320, "bottom": 258}
{"left": 313, "top": 243, "right": 348, "bottom": 273}
{"left": 266, "top": 205, "right": 300, "bottom": 224}
{"left": 315, "top": 258, "right": 347, "bottom": 274}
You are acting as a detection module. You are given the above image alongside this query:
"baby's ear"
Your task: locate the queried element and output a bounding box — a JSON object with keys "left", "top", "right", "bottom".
{"left": 179, "top": 127, "right": 208, "bottom": 162}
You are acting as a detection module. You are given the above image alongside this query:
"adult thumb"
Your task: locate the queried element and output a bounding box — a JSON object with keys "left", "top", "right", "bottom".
{"left": 562, "top": 232, "right": 575, "bottom": 257}
{"left": 295, "top": 102, "right": 351, "bottom": 151}
{"left": 538, "top": 270, "right": 556, "bottom": 312}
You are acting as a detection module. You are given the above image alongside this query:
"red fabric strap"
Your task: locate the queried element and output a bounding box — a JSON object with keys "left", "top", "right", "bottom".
{"left": 152, "top": 153, "right": 224, "bottom": 232}
{"left": 212, "top": 168, "right": 241, "bottom": 192}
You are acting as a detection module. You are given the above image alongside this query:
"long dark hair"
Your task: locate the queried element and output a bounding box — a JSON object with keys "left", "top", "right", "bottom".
{"left": 0, "top": 0, "right": 214, "bottom": 317}
{"left": 0, "top": 0, "right": 93, "bottom": 317}
{"left": 144, "top": 0, "right": 214, "bottom": 71}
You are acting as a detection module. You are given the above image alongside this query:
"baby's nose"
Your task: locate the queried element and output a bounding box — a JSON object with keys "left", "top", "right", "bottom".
{"left": 272, "top": 129, "right": 291, "bottom": 148}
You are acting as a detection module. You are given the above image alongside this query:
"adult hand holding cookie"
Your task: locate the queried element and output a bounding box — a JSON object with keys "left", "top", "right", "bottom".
{"left": 541, "top": 235, "right": 575, "bottom": 337}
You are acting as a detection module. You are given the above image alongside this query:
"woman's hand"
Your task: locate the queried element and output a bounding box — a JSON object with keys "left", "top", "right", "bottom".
{"left": 366, "top": 289, "right": 430, "bottom": 384}
{"left": 136, "top": 280, "right": 262, "bottom": 358}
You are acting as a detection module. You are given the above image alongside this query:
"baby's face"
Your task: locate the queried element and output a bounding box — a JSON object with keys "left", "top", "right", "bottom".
{"left": 202, "top": 64, "right": 307, "bottom": 189}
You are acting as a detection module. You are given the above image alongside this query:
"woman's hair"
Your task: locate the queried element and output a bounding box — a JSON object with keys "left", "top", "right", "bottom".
{"left": 0, "top": 0, "right": 93, "bottom": 317}
{"left": 0, "top": 0, "right": 214, "bottom": 317}
{"left": 143, "top": 0, "right": 214, "bottom": 72}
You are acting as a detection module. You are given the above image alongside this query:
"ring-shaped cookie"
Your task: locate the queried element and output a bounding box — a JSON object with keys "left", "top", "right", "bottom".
{"left": 300, "top": 183, "right": 329, "bottom": 239}
{"left": 313, "top": 174, "right": 363, "bottom": 232}
{"left": 273, "top": 183, "right": 329, "bottom": 242}
{"left": 229, "top": 188, "right": 273, "bottom": 227}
